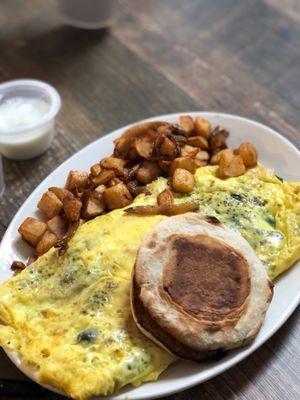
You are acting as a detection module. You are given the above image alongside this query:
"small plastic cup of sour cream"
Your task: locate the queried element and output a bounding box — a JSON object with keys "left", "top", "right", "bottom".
{"left": 0, "top": 79, "right": 61, "bottom": 160}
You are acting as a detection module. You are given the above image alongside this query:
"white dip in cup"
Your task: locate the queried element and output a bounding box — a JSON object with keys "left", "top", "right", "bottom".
{"left": 0, "top": 79, "right": 61, "bottom": 160}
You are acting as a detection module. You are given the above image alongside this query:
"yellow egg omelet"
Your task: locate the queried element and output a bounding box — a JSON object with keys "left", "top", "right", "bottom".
{"left": 0, "top": 164, "right": 299, "bottom": 400}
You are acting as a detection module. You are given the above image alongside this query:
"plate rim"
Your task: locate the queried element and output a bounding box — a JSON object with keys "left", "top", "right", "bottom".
{"left": 1, "top": 111, "right": 299, "bottom": 400}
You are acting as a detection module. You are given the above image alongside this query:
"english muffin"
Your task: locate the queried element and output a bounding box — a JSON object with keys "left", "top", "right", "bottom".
{"left": 131, "top": 213, "right": 273, "bottom": 361}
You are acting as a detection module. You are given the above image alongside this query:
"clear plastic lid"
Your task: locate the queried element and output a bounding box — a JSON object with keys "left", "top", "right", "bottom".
{"left": 0, "top": 79, "right": 61, "bottom": 140}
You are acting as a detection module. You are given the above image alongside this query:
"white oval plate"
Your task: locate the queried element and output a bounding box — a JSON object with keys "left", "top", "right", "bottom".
{"left": 0, "top": 112, "right": 299, "bottom": 400}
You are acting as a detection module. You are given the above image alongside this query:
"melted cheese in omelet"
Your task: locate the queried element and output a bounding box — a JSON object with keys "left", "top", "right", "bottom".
{"left": 0, "top": 164, "right": 299, "bottom": 400}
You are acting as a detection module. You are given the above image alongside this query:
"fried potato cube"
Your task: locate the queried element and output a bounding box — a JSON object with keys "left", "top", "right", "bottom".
{"left": 100, "top": 157, "right": 125, "bottom": 177}
{"left": 170, "top": 157, "right": 196, "bottom": 175}
{"left": 82, "top": 193, "right": 105, "bottom": 219}
{"left": 195, "top": 150, "right": 209, "bottom": 162}
{"left": 194, "top": 116, "right": 211, "bottom": 138}
{"left": 136, "top": 161, "right": 161, "bottom": 184}
{"left": 90, "top": 163, "right": 102, "bottom": 177}
{"left": 18, "top": 217, "right": 47, "bottom": 246}
{"left": 47, "top": 215, "right": 66, "bottom": 239}
{"left": 179, "top": 115, "right": 194, "bottom": 135}
{"left": 94, "top": 184, "right": 107, "bottom": 194}
{"left": 210, "top": 149, "right": 233, "bottom": 165}
{"left": 238, "top": 142, "right": 258, "bottom": 167}
{"left": 172, "top": 168, "right": 195, "bottom": 193}
{"left": 114, "top": 137, "right": 131, "bottom": 159}
{"left": 49, "top": 187, "right": 74, "bottom": 202}
{"left": 181, "top": 145, "right": 199, "bottom": 158}
{"left": 187, "top": 136, "right": 209, "bottom": 150}
{"left": 108, "top": 177, "right": 122, "bottom": 187}
{"left": 63, "top": 196, "right": 82, "bottom": 222}
{"left": 103, "top": 183, "right": 132, "bottom": 210}
{"left": 92, "top": 170, "right": 115, "bottom": 186}
{"left": 158, "top": 136, "right": 177, "bottom": 157}
{"left": 218, "top": 152, "right": 246, "bottom": 179}
{"left": 36, "top": 230, "right": 58, "bottom": 256}
{"left": 134, "top": 137, "right": 154, "bottom": 159}
{"left": 38, "top": 191, "right": 63, "bottom": 219}
{"left": 157, "top": 189, "right": 174, "bottom": 206}
{"left": 65, "top": 171, "right": 89, "bottom": 191}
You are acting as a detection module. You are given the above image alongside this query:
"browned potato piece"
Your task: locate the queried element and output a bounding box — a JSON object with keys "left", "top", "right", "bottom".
{"left": 238, "top": 142, "right": 258, "bottom": 167}
{"left": 187, "top": 136, "right": 209, "bottom": 150}
{"left": 179, "top": 115, "right": 194, "bottom": 135}
{"left": 119, "top": 121, "right": 165, "bottom": 141}
{"left": 82, "top": 193, "right": 105, "bottom": 219}
{"left": 136, "top": 161, "right": 161, "bottom": 184}
{"left": 114, "top": 137, "right": 132, "bottom": 159}
{"left": 90, "top": 163, "right": 102, "bottom": 177}
{"left": 218, "top": 152, "right": 246, "bottom": 179}
{"left": 194, "top": 116, "right": 211, "bottom": 138}
{"left": 47, "top": 215, "right": 66, "bottom": 239}
{"left": 157, "top": 189, "right": 174, "bottom": 206}
{"left": 108, "top": 177, "right": 122, "bottom": 187}
{"left": 195, "top": 150, "right": 209, "bottom": 162}
{"left": 100, "top": 157, "right": 125, "bottom": 177}
{"left": 38, "top": 191, "right": 63, "bottom": 219}
{"left": 18, "top": 217, "right": 47, "bottom": 247}
{"left": 158, "top": 160, "right": 171, "bottom": 174}
{"left": 181, "top": 145, "right": 198, "bottom": 158}
{"left": 94, "top": 184, "right": 107, "bottom": 194}
{"left": 134, "top": 137, "right": 154, "bottom": 159}
{"left": 63, "top": 196, "right": 82, "bottom": 222}
{"left": 65, "top": 171, "right": 89, "bottom": 191}
{"left": 49, "top": 187, "right": 73, "bottom": 202}
{"left": 159, "top": 136, "right": 177, "bottom": 157}
{"left": 210, "top": 149, "right": 234, "bottom": 165}
{"left": 92, "top": 170, "right": 115, "bottom": 186}
{"left": 36, "top": 230, "right": 58, "bottom": 256}
{"left": 103, "top": 183, "right": 132, "bottom": 210}
{"left": 170, "top": 157, "right": 196, "bottom": 175}
{"left": 172, "top": 168, "right": 195, "bottom": 193}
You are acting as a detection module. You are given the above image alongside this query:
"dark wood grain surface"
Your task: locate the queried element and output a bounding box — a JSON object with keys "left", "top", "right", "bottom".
{"left": 0, "top": 0, "right": 299, "bottom": 399}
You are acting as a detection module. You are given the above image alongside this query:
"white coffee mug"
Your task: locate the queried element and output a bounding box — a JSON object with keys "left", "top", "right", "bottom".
{"left": 57, "top": 0, "right": 119, "bottom": 29}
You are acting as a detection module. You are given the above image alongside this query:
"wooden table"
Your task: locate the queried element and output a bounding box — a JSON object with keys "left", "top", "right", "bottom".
{"left": 0, "top": 0, "right": 299, "bottom": 399}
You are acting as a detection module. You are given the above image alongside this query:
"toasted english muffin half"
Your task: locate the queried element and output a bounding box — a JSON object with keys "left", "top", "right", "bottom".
{"left": 131, "top": 213, "right": 273, "bottom": 361}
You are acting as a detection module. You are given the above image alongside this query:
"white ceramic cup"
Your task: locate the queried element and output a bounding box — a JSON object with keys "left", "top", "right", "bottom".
{"left": 57, "top": 0, "right": 119, "bottom": 29}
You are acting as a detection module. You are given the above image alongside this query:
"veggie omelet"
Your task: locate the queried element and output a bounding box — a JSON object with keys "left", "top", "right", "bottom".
{"left": 0, "top": 165, "right": 299, "bottom": 400}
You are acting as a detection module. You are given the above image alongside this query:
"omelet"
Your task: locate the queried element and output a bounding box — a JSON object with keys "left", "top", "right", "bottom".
{"left": 0, "top": 164, "right": 299, "bottom": 400}
{"left": 189, "top": 165, "right": 300, "bottom": 280}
